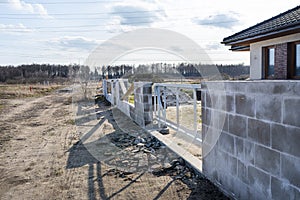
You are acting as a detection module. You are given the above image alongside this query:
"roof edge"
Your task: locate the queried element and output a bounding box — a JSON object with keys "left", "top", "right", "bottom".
{"left": 222, "top": 5, "right": 300, "bottom": 44}
{"left": 224, "top": 25, "right": 300, "bottom": 46}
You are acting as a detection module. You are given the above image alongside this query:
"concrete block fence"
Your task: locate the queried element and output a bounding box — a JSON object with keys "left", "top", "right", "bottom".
{"left": 103, "top": 79, "right": 153, "bottom": 128}
{"left": 103, "top": 79, "right": 300, "bottom": 199}
{"left": 201, "top": 80, "right": 300, "bottom": 200}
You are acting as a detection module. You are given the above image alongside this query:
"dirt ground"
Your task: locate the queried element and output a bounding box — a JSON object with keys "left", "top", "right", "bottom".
{"left": 0, "top": 84, "right": 229, "bottom": 200}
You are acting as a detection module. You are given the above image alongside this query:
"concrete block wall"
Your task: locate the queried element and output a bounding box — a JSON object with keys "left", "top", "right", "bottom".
{"left": 133, "top": 82, "right": 153, "bottom": 127}
{"left": 102, "top": 79, "right": 153, "bottom": 128}
{"left": 201, "top": 80, "right": 300, "bottom": 200}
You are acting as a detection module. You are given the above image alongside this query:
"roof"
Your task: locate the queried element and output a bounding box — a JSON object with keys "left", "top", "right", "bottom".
{"left": 222, "top": 5, "right": 300, "bottom": 51}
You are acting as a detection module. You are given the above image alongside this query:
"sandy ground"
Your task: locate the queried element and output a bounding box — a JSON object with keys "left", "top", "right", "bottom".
{"left": 164, "top": 104, "right": 202, "bottom": 159}
{"left": 0, "top": 84, "right": 228, "bottom": 200}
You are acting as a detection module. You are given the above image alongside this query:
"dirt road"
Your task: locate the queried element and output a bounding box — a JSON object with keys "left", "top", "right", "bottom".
{"left": 0, "top": 85, "right": 228, "bottom": 200}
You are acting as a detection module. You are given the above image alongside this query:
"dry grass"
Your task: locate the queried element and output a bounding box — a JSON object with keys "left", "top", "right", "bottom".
{"left": 0, "top": 84, "right": 62, "bottom": 99}
{"left": 0, "top": 102, "right": 4, "bottom": 111}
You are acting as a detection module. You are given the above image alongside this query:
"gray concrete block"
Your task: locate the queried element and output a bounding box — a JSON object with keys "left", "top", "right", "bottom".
{"left": 247, "top": 82, "right": 288, "bottom": 95}
{"left": 202, "top": 124, "right": 208, "bottom": 139}
{"left": 210, "top": 110, "right": 220, "bottom": 128}
{"left": 248, "top": 118, "right": 270, "bottom": 146}
{"left": 271, "top": 177, "right": 300, "bottom": 200}
{"left": 237, "top": 159, "right": 248, "bottom": 184}
{"left": 283, "top": 98, "right": 300, "bottom": 127}
{"left": 273, "top": 84, "right": 289, "bottom": 94}
{"left": 235, "top": 94, "right": 255, "bottom": 117}
{"left": 224, "top": 82, "right": 249, "bottom": 93}
{"left": 248, "top": 185, "right": 270, "bottom": 200}
{"left": 272, "top": 124, "right": 300, "bottom": 158}
{"left": 129, "top": 106, "right": 135, "bottom": 119}
{"left": 281, "top": 154, "right": 300, "bottom": 188}
{"left": 206, "top": 92, "right": 218, "bottom": 108}
{"left": 226, "top": 94, "right": 234, "bottom": 113}
{"left": 248, "top": 166, "right": 271, "bottom": 198}
{"left": 291, "top": 82, "right": 300, "bottom": 96}
{"left": 144, "top": 103, "right": 152, "bottom": 112}
{"left": 232, "top": 179, "right": 250, "bottom": 200}
{"left": 206, "top": 92, "right": 226, "bottom": 110}
{"left": 220, "top": 114, "right": 229, "bottom": 132}
{"left": 135, "top": 117, "right": 144, "bottom": 127}
{"left": 135, "top": 102, "right": 143, "bottom": 111}
{"left": 201, "top": 107, "right": 207, "bottom": 125}
{"left": 217, "top": 173, "right": 236, "bottom": 195}
{"left": 142, "top": 86, "right": 152, "bottom": 94}
{"left": 218, "top": 132, "right": 234, "bottom": 155}
{"left": 229, "top": 114, "right": 247, "bottom": 138}
{"left": 256, "top": 95, "right": 281, "bottom": 123}
{"left": 235, "top": 137, "right": 244, "bottom": 159}
{"left": 201, "top": 83, "right": 208, "bottom": 89}
{"left": 203, "top": 108, "right": 211, "bottom": 126}
{"left": 215, "top": 111, "right": 228, "bottom": 131}
{"left": 217, "top": 150, "right": 237, "bottom": 176}
{"left": 255, "top": 145, "right": 280, "bottom": 176}
{"left": 202, "top": 121, "right": 221, "bottom": 154}
{"left": 144, "top": 112, "right": 152, "bottom": 122}
{"left": 244, "top": 140, "right": 255, "bottom": 165}
{"left": 143, "top": 95, "right": 149, "bottom": 103}
{"left": 201, "top": 91, "right": 206, "bottom": 108}
{"left": 203, "top": 147, "right": 218, "bottom": 180}
{"left": 134, "top": 86, "right": 141, "bottom": 94}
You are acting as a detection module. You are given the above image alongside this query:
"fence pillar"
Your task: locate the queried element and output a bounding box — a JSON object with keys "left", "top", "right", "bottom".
{"left": 102, "top": 79, "right": 107, "bottom": 97}
{"left": 134, "top": 82, "right": 153, "bottom": 128}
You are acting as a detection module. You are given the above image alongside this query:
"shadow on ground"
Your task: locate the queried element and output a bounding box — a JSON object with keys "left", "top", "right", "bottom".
{"left": 66, "top": 98, "right": 229, "bottom": 200}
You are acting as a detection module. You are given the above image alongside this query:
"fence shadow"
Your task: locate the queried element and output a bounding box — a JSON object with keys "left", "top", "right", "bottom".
{"left": 66, "top": 99, "right": 228, "bottom": 200}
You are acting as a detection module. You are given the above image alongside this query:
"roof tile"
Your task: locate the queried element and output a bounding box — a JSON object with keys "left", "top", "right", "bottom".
{"left": 223, "top": 5, "right": 300, "bottom": 44}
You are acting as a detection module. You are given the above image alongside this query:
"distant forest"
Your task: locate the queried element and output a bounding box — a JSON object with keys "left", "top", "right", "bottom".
{"left": 0, "top": 63, "right": 249, "bottom": 84}
{"left": 101, "top": 63, "right": 249, "bottom": 80}
{"left": 0, "top": 64, "right": 92, "bottom": 84}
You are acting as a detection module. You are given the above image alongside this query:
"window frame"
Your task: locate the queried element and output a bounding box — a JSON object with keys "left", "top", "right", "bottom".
{"left": 263, "top": 45, "right": 275, "bottom": 79}
{"left": 288, "top": 41, "right": 300, "bottom": 79}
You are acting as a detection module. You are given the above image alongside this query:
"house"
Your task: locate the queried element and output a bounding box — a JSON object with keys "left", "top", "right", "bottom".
{"left": 201, "top": 6, "right": 300, "bottom": 200}
{"left": 222, "top": 5, "right": 300, "bottom": 80}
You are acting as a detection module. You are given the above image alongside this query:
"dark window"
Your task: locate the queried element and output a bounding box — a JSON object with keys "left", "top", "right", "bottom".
{"left": 263, "top": 46, "right": 275, "bottom": 79}
{"left": 295, "top": 44, "right": 300, "bottom": 77}
{"left": 288, "top": 41, "right": 300, "bottom": 79}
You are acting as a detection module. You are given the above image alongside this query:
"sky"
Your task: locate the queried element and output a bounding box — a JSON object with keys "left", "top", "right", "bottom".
{"left": 0, "top": 0, "right": 299, "bottom": 66}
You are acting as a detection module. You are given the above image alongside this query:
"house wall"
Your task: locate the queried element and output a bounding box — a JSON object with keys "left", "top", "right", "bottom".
{"left": 202, "top": 80, "right": 300, "bottom": 200}
{"left": 250, "top": 33, "right": 300, "bottom": 79}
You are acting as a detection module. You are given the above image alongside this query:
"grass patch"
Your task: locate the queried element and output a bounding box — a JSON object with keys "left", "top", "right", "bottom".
{"left": 51, "top": 168, "right": 64, "bottom": 177}
{"left": 65, "top": 119, "right": 75, "bottom": 125}
{"left": 0, "top": 84, "right": 63, "bottom": 99}
{"left": 0, "top": 103, "right": 4, "bottom": 112}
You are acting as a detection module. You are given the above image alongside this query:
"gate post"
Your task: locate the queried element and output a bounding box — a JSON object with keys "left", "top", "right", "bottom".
{"left": 134, "top": 82, "right": 153, "bottom": 128}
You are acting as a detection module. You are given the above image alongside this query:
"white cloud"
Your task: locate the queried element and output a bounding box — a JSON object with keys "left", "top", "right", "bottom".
{"left": 111, "top": 5, "right": 165, "bottom": 26}
{"left": 106, "top": 1, "right": 166, "bottom": 32}
{"left": 7, "top": 0, "right": 52, "bottom": 18}
{"left": 205, "top": 42, "right": 222, "bottom": 50}
{"left": 193, "top": 13, "right": 240, "bottom": 29}
{"left": 49, "top": 36, "right": 100, "bottom": 51}
{"left": 0, "top": 23, "right": 33, "bottom": 33}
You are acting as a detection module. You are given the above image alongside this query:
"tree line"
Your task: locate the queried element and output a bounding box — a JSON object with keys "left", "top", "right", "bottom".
{"left": 0, "top": 64, "right": 93, "bottom": 84}
{"left": 0, "top": 62, "right": 249, "bottom": 84}
{"left": 102, "top": 63, "right": 249, "bottom": 79}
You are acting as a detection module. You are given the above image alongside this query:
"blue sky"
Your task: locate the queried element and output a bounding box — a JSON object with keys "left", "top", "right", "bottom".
{"left": 0, "top": 0, "right": 299, "bottom": 66}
